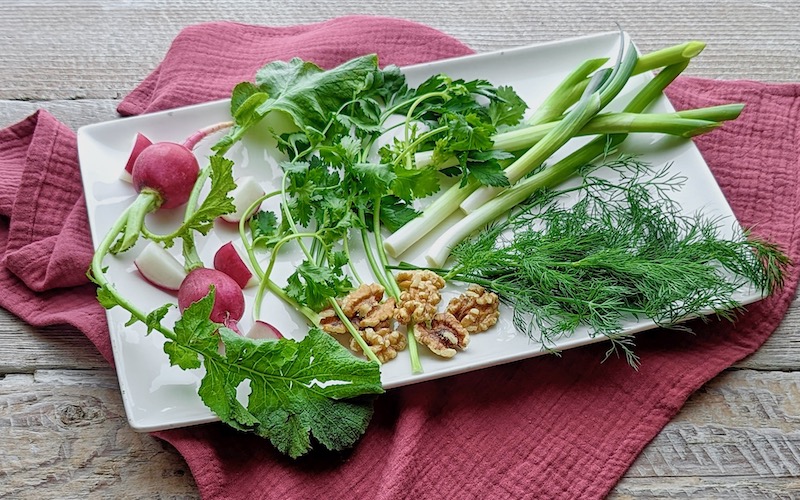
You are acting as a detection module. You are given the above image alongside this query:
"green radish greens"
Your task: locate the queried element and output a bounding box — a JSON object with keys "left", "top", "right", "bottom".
{"left": 88, "top": 34, "right": 789, "bottom": 459}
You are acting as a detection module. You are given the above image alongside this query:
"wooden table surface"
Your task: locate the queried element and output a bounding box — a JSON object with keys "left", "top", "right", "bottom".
{"left": 1, "top": 1, "right": 799, "bottom": 498}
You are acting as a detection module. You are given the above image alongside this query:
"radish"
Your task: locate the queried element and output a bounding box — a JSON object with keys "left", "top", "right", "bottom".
{"left": 246, "top": 320, "right": 284, "bottom": 341}
{"left": 213, "top": 241, "right": 258, "bottom": 289}
{"left": 133, "top": 241, "right": 187, "bottom": 291}
{"left": 220, "top": 176, "right": 265, "bottom": 223}
{"left": 132, "top": 142, "right": 199, "bottom": 209}
{"left": 178, "top": 268, "right": 245, "bottom": 326}
{"left": 114, "top": 141, "right": 201, "bottom": 252}
{"left": 120, "top": 133, "right": 152, "bottom": 183}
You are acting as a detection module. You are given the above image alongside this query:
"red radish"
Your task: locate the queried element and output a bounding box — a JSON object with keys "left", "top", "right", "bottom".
{"left": 246, "top": 320, "right": 284, "bottom": 341}
{"left": 133, "top": 242, "right": 187, "bottom": 291}
{"left": 178, "top": 268, "right": 245, "bottom": 325}
{"left": 121, "top": 133, "right": 153, "bottom": 183}
{"left": 213, "top": 241, "right": 258, "bottom": 288}
{"left": 132, "top": 142, "right": 199, "bottom": 209}
{"left": 220, "top": 176, "right": 265, "bottom": 223}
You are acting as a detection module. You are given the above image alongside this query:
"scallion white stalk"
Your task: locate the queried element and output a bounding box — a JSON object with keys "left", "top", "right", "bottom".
{"left": 383, "top": 179, "right": 478, "bottom": 258}
{"left": 426, "top": 135, "right": 624, "bottom": 267}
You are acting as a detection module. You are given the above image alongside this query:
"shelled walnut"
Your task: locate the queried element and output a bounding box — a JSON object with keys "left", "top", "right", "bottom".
{"left": 446, "top": 284, "right": 500, "bottom": 333}
{"left": 413, "top": 312, "right": 469, "bottom": 358}
{"left": 394, "top": 270, "right": 446, "bottom": 325}
{"left": 319, "top": 283, "right": 386, "bottom": 335}
{"left": 318, "top": 283, "right": 406, "bottom": 362}
{"left": 350, "top": 325, "right": 407, "bottom": 363}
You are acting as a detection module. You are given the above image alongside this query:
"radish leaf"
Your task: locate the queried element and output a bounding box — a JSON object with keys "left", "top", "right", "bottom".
{"left": 164, "top": 290, "right": 382, "bottom": 457}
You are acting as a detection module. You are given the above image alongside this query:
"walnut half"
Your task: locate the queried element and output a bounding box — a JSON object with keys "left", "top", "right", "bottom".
{"left": 414, "top": 312, "right": 469, "bottom": 358}
{"left": 394, "top": 270, "right": 446, "bottom": 325}
{"left": 446, "top": 284, "right": 500, "bottom": 334}
{"left": 319, "top": 283, "right": 407, "bottom": 363}
{"left": 350, "top": 326, "right": 407, "bottom": 363}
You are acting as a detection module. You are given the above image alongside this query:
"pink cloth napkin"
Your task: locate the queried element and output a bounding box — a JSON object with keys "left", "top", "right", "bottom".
{"left": 1, "top": 16, "right": 798, "bottom": 499}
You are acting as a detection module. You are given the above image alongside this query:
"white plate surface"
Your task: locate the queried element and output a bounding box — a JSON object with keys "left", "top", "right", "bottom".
{"left": 77, "top": 31, "right": 758, "bottom": 432}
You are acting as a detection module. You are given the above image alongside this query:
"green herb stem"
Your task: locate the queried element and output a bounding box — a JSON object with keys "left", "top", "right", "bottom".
{"left": 115, "top": 191, "right": 160, "bottom": 253}
{"left": 358, "top": 209, "right": 392, "bottom": 292}
{"left": 328, "top": 298, "right": 382, "bottom": 365}
{"left": 90, "top": 206, "right": 178, "bottom": 342}
{"left": 371, "top": 197, "right": 422, "bottom": 374}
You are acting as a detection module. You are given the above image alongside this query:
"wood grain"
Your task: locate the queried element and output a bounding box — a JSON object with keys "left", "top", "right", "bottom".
{"left": 1, "top": 0, "right": 799, "bottom": 498}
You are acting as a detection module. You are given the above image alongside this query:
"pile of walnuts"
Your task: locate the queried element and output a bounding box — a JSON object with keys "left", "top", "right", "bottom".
{"left": 320, "top": 271, "right": 500, "bottom": 361}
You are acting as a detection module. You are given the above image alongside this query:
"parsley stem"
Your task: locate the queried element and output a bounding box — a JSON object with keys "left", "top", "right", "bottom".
{"left": 263, "top": 232, "right": 323, "bottom": 284}
{"left": 390, "top": 125, "right": 448, "bottom": 168}
{"left": 402, "top": 91, "right": 451, "bottom": 147}
{"left": 371, "top": 198, "right": 402, "bottom": 299}
{"left": 237, "top": 190, "right": 282, "bottom": 280}
{"left": 358, "top": 209, "right": 392, "bottom": 293}
{"left": 369, "top": 197, "right": 422, "bottom": 373}
{"left": 329, "top": 298, "right": 382, "bottom": 365}
{"left": 343, "top": 237, "right": 364, "bottom": 285}
{"left": 280, "top": 173, "right": 314, "bottom": 262}
{"left": 235, "top": 190, "right": 319, "bottom": 324}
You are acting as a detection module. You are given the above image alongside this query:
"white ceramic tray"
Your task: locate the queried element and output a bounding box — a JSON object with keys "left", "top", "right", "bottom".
{"left": 77, "top": 31, "right": 758, "bottom": 432}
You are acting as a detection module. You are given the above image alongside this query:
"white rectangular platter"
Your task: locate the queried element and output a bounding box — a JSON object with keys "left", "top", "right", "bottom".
{"left": 77, "top": 31, "right": 757, "bottom": 432}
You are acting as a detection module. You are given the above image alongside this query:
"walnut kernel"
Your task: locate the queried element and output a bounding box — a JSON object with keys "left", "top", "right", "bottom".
{"left": 446, "top": 284, "right": 500, "bottom": 333}
{"left": 413, "top": 312, "right": 470, "bottom": 358}
{"left": 350, "top": 326, "right": 408, "bottom": 363}
{"left": 394, "top": 270, "right": 446, "bottom": 325}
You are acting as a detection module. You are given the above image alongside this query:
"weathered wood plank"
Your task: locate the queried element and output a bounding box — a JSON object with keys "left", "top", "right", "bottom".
{"left": 611, "top": 477, "right": 800, "bottom": 499}
{"left": 0, "top": 99, "right": 121, "bottom": 130}
{"left": 736, "top": 304, "right": 800, "bottom": 371}
{"left": 627, "top": 370, "right": 800, "bottom": 478}
{"left": 0, "top": 0, "right": 798, "bottom": 102}
{"left": 0, "top": 370, "right": 199, "bottom": 499}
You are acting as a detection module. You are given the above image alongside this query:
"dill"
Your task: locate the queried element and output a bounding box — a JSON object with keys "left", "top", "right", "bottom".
{"left": 444, "top": 156, "right": 790, "bottom": 367}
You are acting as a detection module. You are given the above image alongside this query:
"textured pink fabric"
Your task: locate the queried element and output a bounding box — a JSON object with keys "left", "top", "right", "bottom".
{"left": 1, "top": 16, "right": 798, "bottom": 500}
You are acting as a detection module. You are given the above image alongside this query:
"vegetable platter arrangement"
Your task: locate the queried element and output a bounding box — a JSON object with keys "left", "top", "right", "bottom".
{"left": 78, "top": 31, "right": 788, "bottom": 459}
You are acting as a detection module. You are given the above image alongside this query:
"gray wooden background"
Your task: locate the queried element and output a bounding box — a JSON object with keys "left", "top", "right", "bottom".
{"left": 1, "top": 1, "right": 799, "bottom": 498}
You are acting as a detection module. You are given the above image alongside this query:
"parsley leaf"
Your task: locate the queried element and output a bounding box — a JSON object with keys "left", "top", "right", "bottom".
{"left": 488, "top": 86, "right": 528, "bottom": 127}
{"left": 249, "top": 210, "right": 279, "bottom": 244}
{"left": 391, "top": 166, "right": 440, "bottom": 202}
{"left": 285, "top": 260, "right": 353, "bottom": 311}
{"left": 377, "top": 195, "right": 420, "bottom": 232}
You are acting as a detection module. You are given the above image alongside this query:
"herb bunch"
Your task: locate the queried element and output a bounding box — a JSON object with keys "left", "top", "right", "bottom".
{"left": 218, "top": 55, "right": 529, "bottom": 371}
{"left": 444, "top": 156, "right": 789, "bottom": 366}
